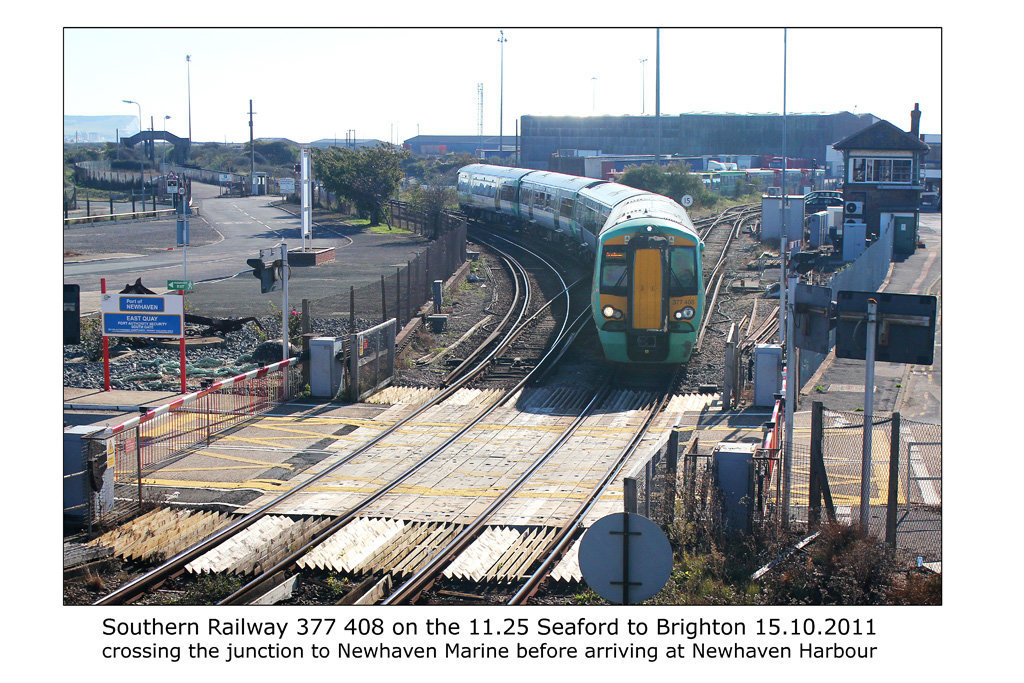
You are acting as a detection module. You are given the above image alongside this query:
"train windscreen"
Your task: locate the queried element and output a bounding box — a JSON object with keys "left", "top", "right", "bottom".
{"left": 667, "top": 246, "right": 699, "bottom": 296}
{"left": 600, "top": 248, "right": 628, "bottom": 294}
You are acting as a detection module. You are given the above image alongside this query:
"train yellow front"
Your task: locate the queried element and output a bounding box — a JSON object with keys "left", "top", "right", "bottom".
{"left": 457, "top": 164, "right": 704, "bottom": 364}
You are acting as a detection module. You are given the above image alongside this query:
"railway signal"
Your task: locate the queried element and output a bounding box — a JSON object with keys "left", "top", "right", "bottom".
{"left": 247, "top": 257, "right": 279, "bottom": 293}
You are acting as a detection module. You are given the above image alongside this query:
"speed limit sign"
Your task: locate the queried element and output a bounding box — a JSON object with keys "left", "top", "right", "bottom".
{"left": 680, "top": 194, "right": 693, "bottom": 207}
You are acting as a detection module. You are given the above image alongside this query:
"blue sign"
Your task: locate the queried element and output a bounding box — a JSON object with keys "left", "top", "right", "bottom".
{"left": 119, "top": 296, "right": 165, "bottom": 313}
{"left": 104, "top": 313, "right": 182, "bottom": 337}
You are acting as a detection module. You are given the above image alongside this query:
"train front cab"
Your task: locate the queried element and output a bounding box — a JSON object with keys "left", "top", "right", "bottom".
{"left": 595, "top": 223, "right": 702, "bottom": 363}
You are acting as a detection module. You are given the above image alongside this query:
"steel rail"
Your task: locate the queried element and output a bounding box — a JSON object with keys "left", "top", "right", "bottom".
{"left": 455, "top": 228, "right": 577, "bottom": 386}
{"left": 507, "top": 368, "right": 681, "bottom": 605}
{"left": 94, "top": 253, "right": 543, "bottom": 606}
{"left": 382, "top": 377, "right": 614, "bottom": 605}
{"left": 218, "top": 307, "right": 593, "bottom": 605}
{"left": 441, "top": 248, "right": 529, "bottom": 385}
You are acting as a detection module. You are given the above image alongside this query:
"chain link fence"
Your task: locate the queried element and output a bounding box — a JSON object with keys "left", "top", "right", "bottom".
{"left": 311, "top": 211, "right": 467, "bottom": 330}
{"left": 795, "top": 407, "right": 941, "bottom": 565}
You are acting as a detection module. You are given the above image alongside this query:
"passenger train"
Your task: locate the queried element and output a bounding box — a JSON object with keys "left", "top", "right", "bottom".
{"left": 457, "top": 164, "right": 704, "bottom": 364}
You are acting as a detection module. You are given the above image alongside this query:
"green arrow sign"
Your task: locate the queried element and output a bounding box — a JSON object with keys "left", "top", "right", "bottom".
{"left": 167, "top": 280, "right": 194, "bottom": 291}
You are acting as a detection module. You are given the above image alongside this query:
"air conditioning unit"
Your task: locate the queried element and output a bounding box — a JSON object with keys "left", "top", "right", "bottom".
{"left": 845, "top": 201, "right": 864, "bottom": 215}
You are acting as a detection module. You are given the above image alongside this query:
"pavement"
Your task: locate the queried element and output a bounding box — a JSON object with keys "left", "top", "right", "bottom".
{"left": 798, "top": 212, "right": 942, "bottom": 424}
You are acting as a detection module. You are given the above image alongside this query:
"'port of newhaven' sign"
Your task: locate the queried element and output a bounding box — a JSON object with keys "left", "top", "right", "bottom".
{"left": 101, "top": 293, "right": 183, "bottom": 338}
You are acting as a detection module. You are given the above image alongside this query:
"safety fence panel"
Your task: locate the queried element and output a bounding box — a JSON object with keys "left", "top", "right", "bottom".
{"left": 818, "top": 410, "right": 941, "bottom": 565}
{"left": 83, "top": 358, "right": 301, "bottom": 523}
{"left": 622, "top": 430, "right": 682, "bottom": 527}
{"left": 350, "top": 319, "right": 396, "bottom": 402}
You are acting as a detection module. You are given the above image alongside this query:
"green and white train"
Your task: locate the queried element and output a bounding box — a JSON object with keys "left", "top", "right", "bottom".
{"left": 457, "top": 164, "right": 704, "bottom": 363}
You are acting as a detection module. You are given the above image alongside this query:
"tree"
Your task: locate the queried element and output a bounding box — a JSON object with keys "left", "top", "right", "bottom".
{"left": 617, "top": 163, "right": 666, "bottom": 195}
{"left": 313, "top": 143, "right": 409, "bottom": 227}
{"left": 409, "top": 176, "right": 456, "bottom": 239}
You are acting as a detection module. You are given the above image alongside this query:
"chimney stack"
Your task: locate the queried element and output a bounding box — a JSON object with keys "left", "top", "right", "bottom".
{"left": 910, "top": 102, "right": 922, "bottom": 139}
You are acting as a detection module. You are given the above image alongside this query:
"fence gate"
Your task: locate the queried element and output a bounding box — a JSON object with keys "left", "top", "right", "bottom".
{"left": 898, "top": 438, "right": 942, "bottom": 564}
{"left": 350, "top": 318, "right": 397, "bottom": 401}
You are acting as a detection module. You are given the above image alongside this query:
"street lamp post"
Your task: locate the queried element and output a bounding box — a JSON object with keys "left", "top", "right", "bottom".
{"left": 123, "top": 99, "right": 143, "bottom": 191}
{"left": 640, "top": 58, "right": 647, "bottom": 115}
{"left": 591, "top": 76, "right": 598, "bottom": 113}
{"left": 498, "top": 30, "right": 507, "bottom": 161}
{"left": 186, "top": 55, "right": 192, "bottom": 162}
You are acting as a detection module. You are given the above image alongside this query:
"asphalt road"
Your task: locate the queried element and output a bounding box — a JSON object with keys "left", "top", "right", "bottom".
{"left": 63, "top": 182, "right": 432, "bottom": 318}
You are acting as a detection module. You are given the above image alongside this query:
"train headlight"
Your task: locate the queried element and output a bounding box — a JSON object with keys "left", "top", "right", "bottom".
{"left": 602, "top": 306, "right": 623, "bottom": 320}
{"left": 674, "top": 306, "right": 696, "bottom": 320}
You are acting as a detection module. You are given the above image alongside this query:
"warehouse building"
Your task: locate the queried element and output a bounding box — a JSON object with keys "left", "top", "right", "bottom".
{"left": 519, "top": 112, "right": 878, "bottom": 175}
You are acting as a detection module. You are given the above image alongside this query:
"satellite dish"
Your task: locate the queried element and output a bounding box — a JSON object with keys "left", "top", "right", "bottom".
{"left": 578, "top": 512, "right": 672, "bottom": 604}
{"left": 680, "top": 195, "right": 694, "bottom": 207}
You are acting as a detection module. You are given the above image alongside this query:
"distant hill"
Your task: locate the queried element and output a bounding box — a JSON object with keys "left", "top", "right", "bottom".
{"left": 64, "top": 115, "right": 139, "bottom": 143}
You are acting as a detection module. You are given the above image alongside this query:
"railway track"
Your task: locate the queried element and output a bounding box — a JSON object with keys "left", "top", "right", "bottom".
{"left": 695, "top": 204, "right": 761, "bottom": 353}
{"left": 92, "top": 242, "right": 581, "bottom": 606}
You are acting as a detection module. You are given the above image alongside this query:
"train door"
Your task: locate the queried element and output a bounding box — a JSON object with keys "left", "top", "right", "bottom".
{"left": 631, "top": 248, "right": 663, "bottom": 330}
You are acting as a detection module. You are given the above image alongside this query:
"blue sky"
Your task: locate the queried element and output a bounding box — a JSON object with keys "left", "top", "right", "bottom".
{"left": 63, "top": 27, "right": 941, "bottom": 145}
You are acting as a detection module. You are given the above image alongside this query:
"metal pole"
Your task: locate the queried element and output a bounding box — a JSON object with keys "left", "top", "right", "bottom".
{"left": 281, "top": 242, "right": 289, "bottom": 362}
{"left": 101, "top": 278, "right": 110, "bottom": 391}
{"left": 640, "top": 58, "right": 647, "bottom": 115}
{"left": 301, "top": 147, "right": 312, "bottom": 250}
{"left": 249, "top": 99, "right": 255, "bottom": 193}
{"left": 498, "top": 30, "right": 507, "bottom": 160}
{"left": 886, "top": 412, "right": 901, "bottom": 547}
{"left": 186, "top": 55, "right": 192, "bottom": 162}
{"left": 779, "top": 29, "right": 789, "bottom": 347}
{"left": 860, "top": 298, "right": 878, "bottom": 532}
{"left": 782, "top": 276, "right": 795, "bottom": 528}
{"left": 654, "top": 29, "right": 661, "bottom": 165}
{"left": 809, "top": 401, "right": 823, "bottom": 529}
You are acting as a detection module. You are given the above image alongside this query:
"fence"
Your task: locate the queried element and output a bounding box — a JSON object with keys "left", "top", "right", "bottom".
{"left": 350, "top": 319, "right": 397, "bottom": 401}
{"left": 623, "top": 429, "right": 685, "bottom": 526}
{"left": 80, "top": 358, "right": 301, "bottom": 524}
{"left": 309, "top": 212, "right": 467, "bottom": 330}
{"left": 791, "top": 403, "right": 941, "bottom": 565}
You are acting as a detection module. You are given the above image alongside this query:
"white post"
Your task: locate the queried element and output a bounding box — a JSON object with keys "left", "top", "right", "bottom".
{"left": 301, "top": 147, "right": 312, "bottom": 250}
{"left": 860, "top": 298, "right": 878, "bottom": 532}
{"left": 281, "top": 242, "right": 290, "bottom": 362}
{"left": 782, "top": 276, "right": 796, "bottom": 528}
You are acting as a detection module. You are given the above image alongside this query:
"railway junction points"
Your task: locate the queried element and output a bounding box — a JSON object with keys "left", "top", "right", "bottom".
{"left": 63, "top": 192, "right": 941, "bottom": 605}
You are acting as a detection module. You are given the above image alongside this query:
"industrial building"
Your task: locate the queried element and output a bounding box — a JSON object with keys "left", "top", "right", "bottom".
{"left": 519, "top": 111, "right": 878, "bottom": 173}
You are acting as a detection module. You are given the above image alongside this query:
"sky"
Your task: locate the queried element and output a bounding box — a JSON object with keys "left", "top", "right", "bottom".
{"left": 63, "top": 27, "right": 941, "bottom": 145}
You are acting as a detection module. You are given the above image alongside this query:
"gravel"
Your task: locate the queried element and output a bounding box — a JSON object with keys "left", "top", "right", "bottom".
{"left": 63, "top": 315, "right": 380, "bottom": 393}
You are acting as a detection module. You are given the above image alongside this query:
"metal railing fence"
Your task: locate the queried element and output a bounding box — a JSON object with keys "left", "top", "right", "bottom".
{"left": 85, "top": 357, "right": 300, "bottom": 522}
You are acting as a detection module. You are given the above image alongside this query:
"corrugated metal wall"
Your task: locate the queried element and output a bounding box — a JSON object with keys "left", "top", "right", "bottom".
{"left": 521, "top": 113, "right": 875, "bottom": 171}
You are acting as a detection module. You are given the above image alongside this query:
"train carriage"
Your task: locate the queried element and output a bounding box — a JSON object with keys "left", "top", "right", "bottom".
{"left": 594, "top": 194, "right": 703, "bottom": 363}
{"left": 457, "top": 163, "right": 704, "bottom": 364}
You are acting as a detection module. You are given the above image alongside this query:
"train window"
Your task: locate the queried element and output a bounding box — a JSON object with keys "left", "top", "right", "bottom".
{"left": 501, "top": 184, "right": 515, "bottom": 202}
{"left": 458, "top": 175, "right": 468, "bottom": 193}
{"left": 600, "top": 248, "right": 628, "bottom": 294}
{"left": 667, "top": 246, "right": 698, "bottom": 295}
{"left": 560, "top": 197, "right": 573, "bottom": 218}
